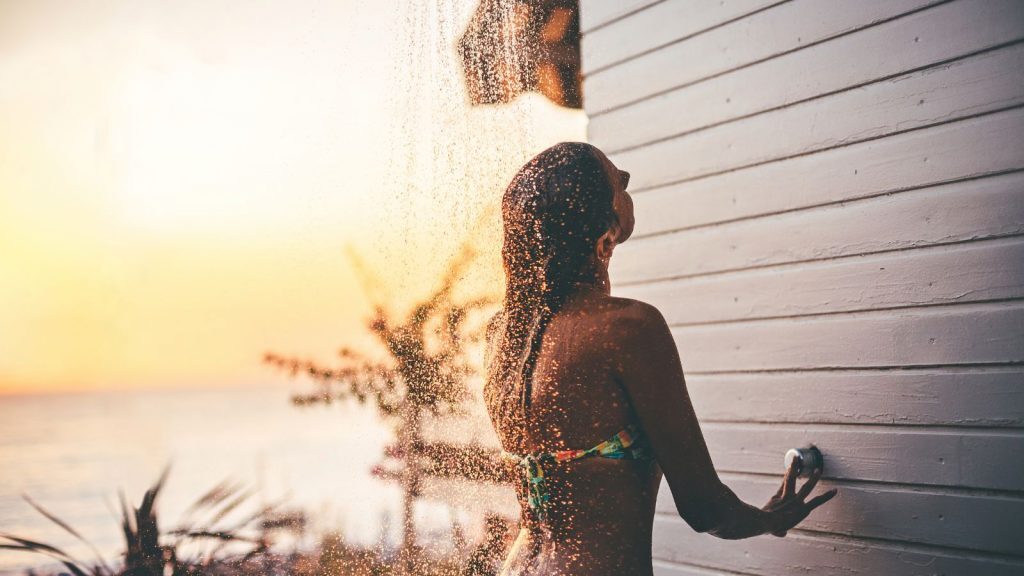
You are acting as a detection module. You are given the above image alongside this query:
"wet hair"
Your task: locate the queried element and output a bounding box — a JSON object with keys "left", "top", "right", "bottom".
{"left": 487, "top": 142, "right": 617, "bottom": 434}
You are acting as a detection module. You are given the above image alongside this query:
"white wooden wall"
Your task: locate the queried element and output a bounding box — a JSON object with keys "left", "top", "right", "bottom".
{"left": 581, "top": 1, "right": 1024, "bottom": 574}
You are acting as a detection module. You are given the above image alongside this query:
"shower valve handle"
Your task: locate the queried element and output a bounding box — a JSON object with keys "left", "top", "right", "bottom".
{"left": 783, "top": 446, "right": 823, "bottom": 477}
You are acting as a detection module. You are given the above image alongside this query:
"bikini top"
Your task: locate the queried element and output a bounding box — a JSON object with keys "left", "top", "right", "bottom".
{"left": 500, "top": 423, "right": 654, "bottom": 522}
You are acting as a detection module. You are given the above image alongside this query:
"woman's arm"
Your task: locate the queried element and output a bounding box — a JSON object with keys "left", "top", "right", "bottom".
{"left": 611, "top": 301, "right": 836, "bottom": 539}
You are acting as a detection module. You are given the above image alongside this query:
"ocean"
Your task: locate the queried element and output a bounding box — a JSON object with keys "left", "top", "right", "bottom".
{"left": 0, "top": 384, "right": 469, "bottom": 573}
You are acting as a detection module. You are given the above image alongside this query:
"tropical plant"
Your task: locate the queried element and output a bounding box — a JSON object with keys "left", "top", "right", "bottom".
{"left": 263, "top": 244, "right": 493, "bottom": 417}
{"left": 1, "top": 469, "right": 302, "bottom": 576}
{"left": 263, "top": 244, "right": 496, "bottom": 575}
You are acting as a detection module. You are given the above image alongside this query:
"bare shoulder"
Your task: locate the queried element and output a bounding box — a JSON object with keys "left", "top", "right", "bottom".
{"left": 601, "top": 296, "right": 670, "bottom": 335}
{"left": 599, "top": 298, "right": 682, "bottom": 392}
{"left": 581, "top": 296, "right": 674, "bottom": 361}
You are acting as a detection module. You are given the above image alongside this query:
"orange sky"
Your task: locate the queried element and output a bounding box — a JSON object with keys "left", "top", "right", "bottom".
{"left": 0, "top": 0, "right": 585, "bottom": 394}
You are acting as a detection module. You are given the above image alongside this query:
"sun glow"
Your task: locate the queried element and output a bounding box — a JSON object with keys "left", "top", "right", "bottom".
{"left": 0, "top": 0, "right": 585, "bottom": 394}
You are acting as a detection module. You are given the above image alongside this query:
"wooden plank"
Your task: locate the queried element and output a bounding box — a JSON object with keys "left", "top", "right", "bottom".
{"left": 673, "top": 301, "right": 1024, "bottom": 372}
{"left": 629, "top": 106, "right": 1024, "bottom": 238}
{"left": 584, "top": 0, "right": 940, "bottom": 115}
{"left": 655, "top": 474, "right": 1024, "bottom": 555}
{"left": 579, "top": 0, "right": 663, "bottom": 33}
{"left": 602, "top": 39, "right": 1024, "bottom": 189}
{"left": 685, "top": 368, "right": 1024, "bottom": 428}
{"left": 591, "top": 0, "right": 1024, "bottom": 160}
{"left": 654, "top": 560, "right": 744, "bottom": 576}
{"left": 652, "top": 515, "right": 1024, "bottom": 575}
{"left": 616, "top": 236, "right": 1024, "bottom": 325}
{"left": 581, "top": 0, "right": 780, "bottom": 74}
{"left": 699, "top": 422, "right": 1024, "bottom": 491}
{"left": 611, "top": 171, "right": 1024, "bottom": 284}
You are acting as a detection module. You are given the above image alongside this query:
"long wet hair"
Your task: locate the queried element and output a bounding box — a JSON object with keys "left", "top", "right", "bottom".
{"left": 486, "top": 142, "right": 617, "bottom": 437}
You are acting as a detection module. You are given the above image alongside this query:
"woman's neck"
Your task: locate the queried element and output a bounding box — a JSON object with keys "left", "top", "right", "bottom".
{"left": 571, "top": 264, "right": 611, "bottom": 297}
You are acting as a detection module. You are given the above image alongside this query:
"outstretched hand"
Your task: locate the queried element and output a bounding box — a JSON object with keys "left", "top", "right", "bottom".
{"left": 762, "top": 458, "right": 838, "bottom": 537}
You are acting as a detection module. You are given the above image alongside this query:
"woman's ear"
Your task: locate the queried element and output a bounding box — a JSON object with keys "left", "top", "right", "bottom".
{"left": 596, "top": 228, "right": 617, "bottom": 262}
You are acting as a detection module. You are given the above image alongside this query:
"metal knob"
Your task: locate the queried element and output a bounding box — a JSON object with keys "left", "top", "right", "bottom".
{"left": 784, "top": 446, "right": 823, "bottom": 477}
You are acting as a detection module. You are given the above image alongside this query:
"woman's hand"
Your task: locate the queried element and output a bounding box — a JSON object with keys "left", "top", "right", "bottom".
{"left": 762, "top": 458, "right": 838, "bottom": 537}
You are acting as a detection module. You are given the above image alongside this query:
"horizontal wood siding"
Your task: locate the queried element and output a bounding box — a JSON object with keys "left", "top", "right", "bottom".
{"left": 583, "top": 0, "right": 943, "bottom": 114}
{"left": 604, "top": 39, "right": 1024, "bottom": 187}
{"left": 590, "top": 0, "right": 1024, "bottom": 157}
{"left": 652, "top": 516, "right": 1024, "bottom": 575}
{"left": 686, "top": 368, "right": 1024, "bottom": 427}
{"left": 581, "top": 0, "right": 1024, "bottom": 572}
{"left": 628, "top": 107, "right": 1024, "bottom": 237}
{"left": 657, "top": 473, "right": 1024, "bottom": 555}
{"left": 578, "top": 0, "right": 663, "bottom": 34}
{"left": 697, "top": 422, "right": 1024, "bottom": 491}
{"left": 624, "top": 237, "right": 1024, "bottom": 325}
{"left": 613, "top": 171, "right": 1024, "bottom": 284}
{"left": 581, "top": 0, "right": 781, "bottom": 74}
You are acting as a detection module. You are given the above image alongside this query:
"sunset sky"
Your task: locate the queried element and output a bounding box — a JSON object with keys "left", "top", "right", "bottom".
{"left": 0, "top": 0, "right": 585, "bottom": 394}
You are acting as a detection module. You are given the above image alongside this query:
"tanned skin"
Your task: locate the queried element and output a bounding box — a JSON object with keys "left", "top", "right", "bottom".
{"left": 486, "top": 150, "right": 837, "bottom": 575}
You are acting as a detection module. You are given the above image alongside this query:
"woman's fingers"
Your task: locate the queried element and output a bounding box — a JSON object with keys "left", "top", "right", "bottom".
{"left": 768, "top": 485, "right": 837, "bottom": 538}
{"left": 783, "top": 458, "right": 799, "bottom": 498}
{"left": 797, "top": 467, "right": 822, "bottom": 500}
{"left": 806, "top": 488, "right": 839, "bottom": 510}
{"left": 775, "top": 457, "right": 799, "bottom": 498}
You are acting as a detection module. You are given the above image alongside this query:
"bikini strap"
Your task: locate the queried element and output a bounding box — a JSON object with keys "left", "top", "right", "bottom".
{"left": 501, "top": 424, "right": 654, "bottom": 521}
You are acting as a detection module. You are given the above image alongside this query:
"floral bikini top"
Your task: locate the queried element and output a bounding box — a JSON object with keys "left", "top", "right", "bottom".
{"left": 501, "top": 423, "right": 655, "bottom": 522}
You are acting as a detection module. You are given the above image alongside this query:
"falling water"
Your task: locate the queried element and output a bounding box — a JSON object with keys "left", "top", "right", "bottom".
{"left": 351, "top": 1, "right": 588, "bottom": 572}
{"left": 0, "top": 0, "right": 585, "bottom": 573}
{"left": 368, "top": 0, "right": 586, "bottom": 305}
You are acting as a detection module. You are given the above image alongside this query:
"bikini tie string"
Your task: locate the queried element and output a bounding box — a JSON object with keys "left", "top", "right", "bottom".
{"left": 502, "top": 451, "right": 554, "bottom": 522}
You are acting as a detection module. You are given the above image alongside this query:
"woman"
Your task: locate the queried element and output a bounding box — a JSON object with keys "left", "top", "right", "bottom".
{"left": 483, "top": 142, "right": 837, "bottom": 575}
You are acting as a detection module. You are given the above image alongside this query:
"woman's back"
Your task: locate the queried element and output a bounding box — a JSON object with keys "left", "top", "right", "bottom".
{"left": 486, "top": 291, "right": 663, "bottom": 575}
{"left": 486, "top": 141, "right": 836, "bottom": 575}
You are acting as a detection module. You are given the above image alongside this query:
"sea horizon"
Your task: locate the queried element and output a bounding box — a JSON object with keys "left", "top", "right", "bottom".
{"left": 0, "top": 383, "right": 472, "bottom": 573}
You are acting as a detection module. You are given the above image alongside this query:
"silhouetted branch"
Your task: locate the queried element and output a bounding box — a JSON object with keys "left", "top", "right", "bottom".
{"left": 263, "top": 244, "right": 496, "bottom": 418}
